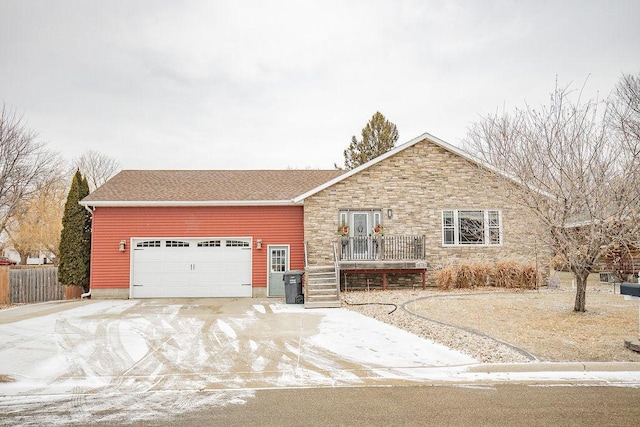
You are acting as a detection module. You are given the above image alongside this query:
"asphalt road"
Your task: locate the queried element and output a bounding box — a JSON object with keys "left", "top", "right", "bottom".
{"left": 3, "top": 383, "right": 639, "bottom": 426}
{"left": 150, "top": 384, "right": 640, "bottom": 427}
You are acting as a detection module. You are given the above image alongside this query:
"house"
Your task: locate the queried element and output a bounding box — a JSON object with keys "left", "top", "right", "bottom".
{"left": 296, "top": 133, "right": 548, "bottom": 297}
{"left": 80, "top": 133, "right": 548, "bottom": 305}
{"left": 80, "top": 170, "right": 343, "bottom": 299}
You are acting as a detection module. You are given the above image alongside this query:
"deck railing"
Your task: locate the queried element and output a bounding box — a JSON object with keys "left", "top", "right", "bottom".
{"left": 337, "top": 235, "right": 426, "bottom": 261}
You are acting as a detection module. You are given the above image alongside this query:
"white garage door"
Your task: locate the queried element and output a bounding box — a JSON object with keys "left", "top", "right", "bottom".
{"left": 131, "top": 238, "right": 252, "bottom": 298}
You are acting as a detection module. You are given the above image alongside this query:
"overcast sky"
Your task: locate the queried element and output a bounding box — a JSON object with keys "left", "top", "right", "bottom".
{"left": 1, "top": 0, "right": 638, "bottom": 170}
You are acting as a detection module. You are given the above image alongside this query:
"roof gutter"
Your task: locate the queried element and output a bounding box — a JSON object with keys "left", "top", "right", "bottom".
{"left": 79, "top": 199, "right": 302, "bottom": 208}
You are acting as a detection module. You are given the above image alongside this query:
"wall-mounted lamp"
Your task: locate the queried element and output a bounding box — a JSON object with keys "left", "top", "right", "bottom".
{"left": 387, "top": 208, "right": 393, "bottom": 219}
{"left": 119, "top": 240, "right": 126, "bottom": 252}
{"left": 256, "top": 239, "right": 262, "bottom": 249}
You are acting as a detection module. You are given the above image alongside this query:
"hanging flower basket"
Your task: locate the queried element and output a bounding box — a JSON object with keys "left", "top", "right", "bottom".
{"left": 372, "top": 224, "right": 384, "bottom": 236}
{"left": 338, "top": 223, "right": 349, "bottom": 236}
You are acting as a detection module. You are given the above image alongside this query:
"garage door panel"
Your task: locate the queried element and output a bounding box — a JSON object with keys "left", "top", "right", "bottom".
{"left": 131, "top": 238, "right": 252, "bottom": 298}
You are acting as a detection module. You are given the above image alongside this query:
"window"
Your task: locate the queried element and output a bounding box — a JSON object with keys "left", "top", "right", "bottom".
{"left": 270, "top": 249, "right": 287, "bottom": 273}
{"left": 166, "top": 240, "right": 190, "bottom": 247}
{"left": 136, "top": 240, "right": 161, "bottom": 248}
{"left": 442, "top": 210, "right": 502, "bottom": 246}
{"left": 197, "top": 240, "right": 221, "bottom": 247}
{"left": 226, "top": 240, "right": 250, "bottom": 247}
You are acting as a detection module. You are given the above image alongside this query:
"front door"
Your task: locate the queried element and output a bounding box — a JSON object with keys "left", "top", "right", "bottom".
{"left": 351, "top": 212, "right": 369, "bottom": 258}
{"left": 267, "top": 245, "right": 289, "bottom": 297}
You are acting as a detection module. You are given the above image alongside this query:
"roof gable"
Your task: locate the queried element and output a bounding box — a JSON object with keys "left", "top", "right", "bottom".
{"left": 81, "top": 169, "right": 344, "bottom": 207}
{"left": 293, "top": 132, "right": 494, "bottom": 202}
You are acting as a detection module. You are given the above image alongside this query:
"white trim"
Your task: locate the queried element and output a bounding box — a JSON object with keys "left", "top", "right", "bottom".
{"left": 441, "top": 209, "right": 503, "bottom": 247}
{"left": 81, "top": 199, "right": 300, "bottom": 208}
{"left": 267, "top": 244, "right": 290, "bottom": 297}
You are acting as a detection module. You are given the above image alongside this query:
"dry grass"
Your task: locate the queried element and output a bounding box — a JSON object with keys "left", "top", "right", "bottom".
{"left": 0, "top": 374, "right": 14, "bottom": 383}
{"left": 435, "top": 262, "right": 537, "bottom": 290}
{"left": 409, "top": 273, "right": 640, "bottom": 362}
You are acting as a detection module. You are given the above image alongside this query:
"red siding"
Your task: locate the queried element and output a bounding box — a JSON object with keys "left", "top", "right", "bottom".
{"left": 89, "top": 205, "right": 304, "bottom": 291}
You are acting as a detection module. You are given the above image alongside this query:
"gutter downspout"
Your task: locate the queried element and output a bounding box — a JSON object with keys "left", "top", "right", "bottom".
{"left": 81, "top": 203, "right": 93, "bottom": 299}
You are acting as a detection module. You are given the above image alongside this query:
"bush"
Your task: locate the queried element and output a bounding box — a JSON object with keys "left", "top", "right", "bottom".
{"left": 435, "top": 267, "right": 455, "bottom": 290}
{"left": 495, "top": 261, "right": 520, "bottom": 288}
{"left": 456, "top": 264, "right": 474, "bottom": 288}
{"left": 472, "top": 263, "right": 493, "bottom": 287}
{"left": 435, "top": 262, "right": 538, "bottom": 290}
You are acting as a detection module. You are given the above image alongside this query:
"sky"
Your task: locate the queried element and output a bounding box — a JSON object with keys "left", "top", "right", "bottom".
{"left": 1, "top": 0, "right": 639, "bottom": 170}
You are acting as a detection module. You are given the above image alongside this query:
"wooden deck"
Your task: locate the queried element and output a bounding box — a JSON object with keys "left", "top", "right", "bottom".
{"left": 337, "top": 236, "right": 429, "bottom": 290}
{"left": 339, "top": 260, "right": 429, "bottom": 290}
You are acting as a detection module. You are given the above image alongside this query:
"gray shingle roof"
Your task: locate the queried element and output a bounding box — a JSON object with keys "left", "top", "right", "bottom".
{"left": 81, "top": 169, "right": 344, "bottom": 205}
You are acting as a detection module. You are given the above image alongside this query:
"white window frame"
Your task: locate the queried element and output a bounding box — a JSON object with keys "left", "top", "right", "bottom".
{"left": 441, "top": 209, "right": 502, "bottom": 246}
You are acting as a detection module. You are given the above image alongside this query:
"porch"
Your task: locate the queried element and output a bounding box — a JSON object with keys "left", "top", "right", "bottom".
{"left": 338, "top": 235, "right": 428, "bottom": 290}
{"left": 302, "top": 235, "right": 429, "bottom": 308}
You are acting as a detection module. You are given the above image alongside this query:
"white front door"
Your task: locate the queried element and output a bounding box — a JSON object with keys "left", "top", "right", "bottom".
{"left": 267, "top": 245, "right": 289, "bottom": 297}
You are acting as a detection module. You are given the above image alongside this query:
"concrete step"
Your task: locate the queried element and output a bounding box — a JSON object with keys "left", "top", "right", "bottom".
{"left": 304, "top": 300, "right": 341, "bottom": 309}
{"left": 307, "top": 283, "right": 337, "bottom": 289}
{"left": 306, "top": 265, "right": 336, "bottom": 271}
{"left": 304, "top": 264, "right": 340, "bottom": 308}
{"left": 308, "top": 288, "right": 338, "bottom": 296}
{"left": 307, "top": 271, "right": 336, "bottom": 277}
{"left": 307, "top": 276, "right": 336, "bottom": 284}
{"left": 308, "top": 275, "right": 336, "bottom": 283}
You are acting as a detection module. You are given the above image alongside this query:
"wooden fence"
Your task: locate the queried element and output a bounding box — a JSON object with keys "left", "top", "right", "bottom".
{"left": 0, "top": 266, "right": 83, "bottom": 304}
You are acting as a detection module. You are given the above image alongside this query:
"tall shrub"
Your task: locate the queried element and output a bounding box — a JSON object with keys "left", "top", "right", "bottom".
{"left": 58, "top": 170, "right": 91, "bottom": 291}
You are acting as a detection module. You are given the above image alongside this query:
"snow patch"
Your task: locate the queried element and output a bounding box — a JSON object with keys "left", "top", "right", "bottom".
{"left": 252, "top": 304, "right": 266, "bottom": 314}
{"left": 216, "top": 319, "right": 237, "bottom": 339}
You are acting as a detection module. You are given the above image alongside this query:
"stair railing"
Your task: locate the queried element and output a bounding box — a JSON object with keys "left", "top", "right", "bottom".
{"left": 303, "top": 240, "right": 309, "bottom": 302}
{"left": 332, "top": 240, "right": 341, "bottom": 301}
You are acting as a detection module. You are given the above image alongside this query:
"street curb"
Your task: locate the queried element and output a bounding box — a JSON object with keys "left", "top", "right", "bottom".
{"left": 468, "top": 362, "right": 640, "bottom": 373}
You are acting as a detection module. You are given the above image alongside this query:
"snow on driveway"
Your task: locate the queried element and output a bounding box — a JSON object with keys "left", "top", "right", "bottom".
{"left": 0, "top": 299, "right": 475, "bottom": 425}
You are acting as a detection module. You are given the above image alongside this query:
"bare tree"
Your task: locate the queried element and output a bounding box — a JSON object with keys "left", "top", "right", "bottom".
{"left": 611, "top": 72, "right": 640, "bottom": 151}
{"left": 5, "top": 164, "right": 67, "bottom": 264}
{"left": 0, "top": 104, "right": 58, "bottom": 241}
{"left": 464, "top": 81, "right": 640, "bottom": 312}
{"left": 73, "top": 150, "right": 120, "bottom": 191}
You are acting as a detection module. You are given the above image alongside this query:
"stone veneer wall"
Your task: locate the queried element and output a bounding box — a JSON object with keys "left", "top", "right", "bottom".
{"left": 303, "top": 139, "right": 550, "bottom": 287}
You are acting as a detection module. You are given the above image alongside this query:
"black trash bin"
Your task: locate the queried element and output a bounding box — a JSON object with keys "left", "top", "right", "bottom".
{"left": 283, "top": 270, "right": 304, "bottom": 304}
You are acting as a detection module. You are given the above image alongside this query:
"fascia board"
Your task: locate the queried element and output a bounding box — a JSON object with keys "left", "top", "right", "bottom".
{"left": 79, "top": 199, "right": 301, "bottom": 208}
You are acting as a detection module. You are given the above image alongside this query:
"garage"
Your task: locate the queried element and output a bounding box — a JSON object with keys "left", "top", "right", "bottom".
{"left": 130, "top": 237, "right": 252, "bottom": 298}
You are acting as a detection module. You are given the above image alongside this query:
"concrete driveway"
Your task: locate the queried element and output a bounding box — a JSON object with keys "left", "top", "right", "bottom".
{"left": 0, "top": 298, "right": 476, "bottom": 424}
{"left": 2, "top": 298, "right": 639, "bottom": 425}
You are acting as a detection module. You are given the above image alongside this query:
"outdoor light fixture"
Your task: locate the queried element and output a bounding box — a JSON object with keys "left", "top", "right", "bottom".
{"left": 387, "top": 208, "right": 393, "bottom": 219}
{"left": 256, "top": 239, "right": 262, "bottom": 249}
{"left": 118, "top": 240, "right": 126, "bottom": 252}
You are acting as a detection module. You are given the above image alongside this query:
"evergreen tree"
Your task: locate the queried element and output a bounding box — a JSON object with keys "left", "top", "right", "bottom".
{"left": 344, "top": 111, "right": 399, "bottom": 169}
{"left": 58, "top": 170, "right": 91, "bottom": 291}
